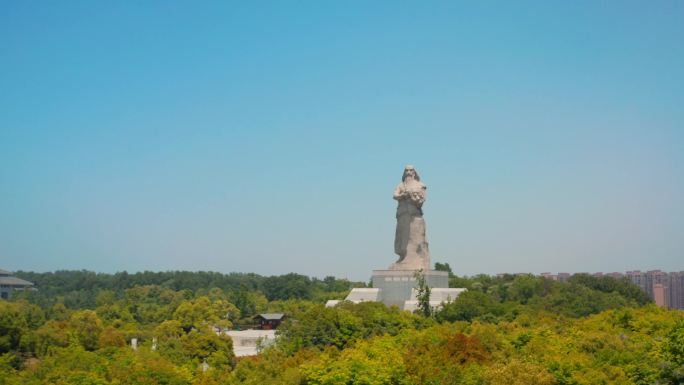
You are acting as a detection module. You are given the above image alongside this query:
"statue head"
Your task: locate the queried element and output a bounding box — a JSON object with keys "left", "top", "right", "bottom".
{"left": 402, "top": 165, "right": 420, "bottom": 182}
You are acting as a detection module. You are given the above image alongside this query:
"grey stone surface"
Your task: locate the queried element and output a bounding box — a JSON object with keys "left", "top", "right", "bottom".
{"left": 371, "top": 270, "right": 448, "bottom": 308}
{"left": 390, "top": 165, "right": 430, "bottom": 271}
{"left": 326, "top": 288, "right": 381, "bottom": 308}
{"left": 403, "top": 287, "right": 466, "bottom": 312}
{"left": 346, "top": 288, "right": 381, "bottom": 302}
{"left": 419, "top": 287, "right": 467, "bottom": 303}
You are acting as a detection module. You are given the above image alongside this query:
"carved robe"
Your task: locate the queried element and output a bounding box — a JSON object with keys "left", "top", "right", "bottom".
{"left": 390, "top": 178, "right": 430, "bottom": 271}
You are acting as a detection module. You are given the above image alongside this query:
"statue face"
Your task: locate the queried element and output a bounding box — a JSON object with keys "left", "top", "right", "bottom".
{"left": 404, "top": 167, "right": 416, "bottom": 178}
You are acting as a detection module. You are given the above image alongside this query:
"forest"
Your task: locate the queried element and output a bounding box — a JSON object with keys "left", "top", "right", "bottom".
{"left": 1, "top": 268, "right": 683, "bottom": 385}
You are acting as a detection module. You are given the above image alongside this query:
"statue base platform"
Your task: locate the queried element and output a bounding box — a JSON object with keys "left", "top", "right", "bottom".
{"left": 371, "top": 269, "right": 448, "bottom": 308}
{"left": 325, "top": 269, "right": 465, "bottom": 311}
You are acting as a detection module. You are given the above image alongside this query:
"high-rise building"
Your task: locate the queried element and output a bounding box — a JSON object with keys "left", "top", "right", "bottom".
{"left": 603, "top": 270, "right": 684, "bottom": 310}
{"left": 626, "top": 271, "right": 647, "bottom": 292}
{"left": 645, "top": 270, "right": 669, "bottom": 299}
{"left": 653, "top": 283, "right": 669, "bottom": 307}
{"left": 668, "top": 272, "right": 684, "bottom": 310}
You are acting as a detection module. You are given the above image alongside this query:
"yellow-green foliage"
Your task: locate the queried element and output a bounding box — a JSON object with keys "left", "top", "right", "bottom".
{"left": 2, "top": 281, "right": 683, "bottom": 385}
{"left": 303, "top": 338, "right": 408, "bottom": 385}
{"left": 231, "top": 305, "right": 684, "bottom": 385}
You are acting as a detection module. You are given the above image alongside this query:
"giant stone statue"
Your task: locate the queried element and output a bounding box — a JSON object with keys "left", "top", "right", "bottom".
{"left": 326, "top": 164, "right": 465, "bottom": 310}
{"left": 390, "top": 165, "right": 430, "bottom": 271}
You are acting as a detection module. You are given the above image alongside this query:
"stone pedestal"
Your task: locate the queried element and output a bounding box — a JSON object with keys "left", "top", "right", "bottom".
{"left": 328, "top": 270, "right": 464, "bottom": 310}
{"left": 371, "top": 270, "right": 448, "bottom": 308}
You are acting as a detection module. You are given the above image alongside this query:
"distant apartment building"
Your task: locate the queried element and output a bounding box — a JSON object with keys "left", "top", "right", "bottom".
{"left": 0, "top": 269, "right": 34, "bottom": 299}
{"left": 540, "top": 272, "right": 570, "bottom": 282}
{"left": 668, "top": 272, "right": 684, "bottom": 310}
{"left": 539, "top": 269, "right": 684, "bottom": 310}
{"left": 626, "top": 270, "right": 680, "bottom": 309}
{"left": 653, "top": 284, "right": 668, "bottom": 307}
{"left": 626, "top": 271, "right": 647, "bottom": 292}
{"left": 645, "top": 270, "right": 669, "bottom": 299}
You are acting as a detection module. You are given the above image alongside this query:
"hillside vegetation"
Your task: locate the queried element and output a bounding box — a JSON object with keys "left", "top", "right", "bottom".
{"left": 1, "top": 270, "right": 682, "bottom": 385}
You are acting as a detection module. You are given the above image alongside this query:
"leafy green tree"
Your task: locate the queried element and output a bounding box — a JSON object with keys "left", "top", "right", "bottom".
{"left": 49, "top": 302, "right": 70, "bottom": 321}
{"left": 230, "top": 287, "right": 268, "bottom": 320}
{"left": 507, "top": 274, "right": 546, "bottom": 304}
{"left": 179, "top": 329, "right": 234, "bottom": 366}
{"left": 278, "top": 301, "right": 431, "bottom": 355}
{"left": 69, "top": 310, "right": 103, "bottom": 351}
{"left": 35, "top": 320, "right": 70, "bottom": 355}
{"left": 659, "top": 320, "right": 684, "bottom": 384}
{"left": 414, "top": 269, "right": 432, "bottom": 317}
{"left": 434, "top": 262, "right": 454, "bottom": 277}
{"left": 98, "top": 327, "right": 126, "bottom": 348}
{"left": 530, "top": 283, "right": 630, "bottom": 317}
{"left": 336, "top": 301, "right": 431, "bottom": 338}
{"left": 403, "top": 326, "right": 488, "bottom": 384}
{"left": 230, "top": 347, "right": 314, "bottom": 385}
{"left": 124, "top": 285, "right": 183, "bottom": 325}
{"left": 108, "top": 349, "right": 193, "bottom": 385}
{"left": 174, "top": 300, "right": 206, "bottom": 332}
{"left": 568, "top": 273, "right": 651, "bottom": 305}
{"left": 156, "top": 320, "right": 184, "bottom": 340}
{"left": 481, "top": 359, "right": 555, "bottom": 385}
{"left": 262, "top": 273, "right": 314, "bottom": 301}
{"left": 95, "top": 290, "right": 117, "bottom": 307}
{"left": 31, "top": 345, "right": 110, "bottom": 384}
{"left": 277, "top": 305, "right": 363, "bottom": 353}
{"left": 0, "top": 302, "right": 29, "bottom": 356}
{"left": 173, "top": 296, "right": 238, "bottom": 331}
{"left": 303, "top": 337, "right": 408, "bottom": 385}
{"left": 436, "top": 290, "right": 503, "bottom": 323}
{"left": 0, "top": 352, "right": 22, "bottom": 385}
{"left": 322, "top": 276, "right": 354, "bottom": 292}
{"left": 264, "top": 299, "right": 318, "bottom": 319}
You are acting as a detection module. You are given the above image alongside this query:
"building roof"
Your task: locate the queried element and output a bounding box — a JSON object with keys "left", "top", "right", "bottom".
{"left": 254, "top": 313, "right": 285, "bottom": 321}
{"left": 225, "top": 329, "right": 276, "bottom": 339}
{"left": 0, "top": 269, "right": 12, "bottom": 276}
{"left": 225, "top": 329, "right": 277, "bottom": 357}
{"left": 346, "top": 288, "right": 381, "bottom": 302}
{"left": 325, "top": 300, "right": 341, "bottom": 308}
{"left": 0, "top": 276, "right": 34, "bottom": 286}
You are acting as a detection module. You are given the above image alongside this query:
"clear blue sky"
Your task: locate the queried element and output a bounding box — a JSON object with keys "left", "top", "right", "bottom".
{"left": 1, "top": 1, "right": 683, "bottom": 280}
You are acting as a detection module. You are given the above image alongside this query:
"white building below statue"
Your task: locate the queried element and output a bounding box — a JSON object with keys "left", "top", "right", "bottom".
{"left": 225, "top": 329, "right": 276, "bottom": 357}
{"left": 403, "top": 287, "right": 467, "bottom": 312}
{"left": 328, "top": 273, "right": 465, "bottom": 311}
{"left": 325, "top": 288, "right": 380, "bottom": 307}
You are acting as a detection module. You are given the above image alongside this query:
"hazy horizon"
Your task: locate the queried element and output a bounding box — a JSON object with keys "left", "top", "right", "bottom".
{"left": 8, "top": 266, "right": 684, "bottom": 283}
{"left": 2, "top": 2, "right": 683, "bottom": 282}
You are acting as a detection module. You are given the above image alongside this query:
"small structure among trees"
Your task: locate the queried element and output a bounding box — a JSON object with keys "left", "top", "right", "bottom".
{"left": 0, "top": 269, "right": 35, "bottom": 299}
{"left": 254, "top": 313, "right": 285, "bottom": 330}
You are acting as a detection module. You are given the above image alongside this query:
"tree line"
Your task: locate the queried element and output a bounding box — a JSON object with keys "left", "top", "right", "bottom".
{"left": 2, "top": 268, "right": 683, "bottom": 384}
{"left": 13, "top": 270, "right": 363, "bottom": 310}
